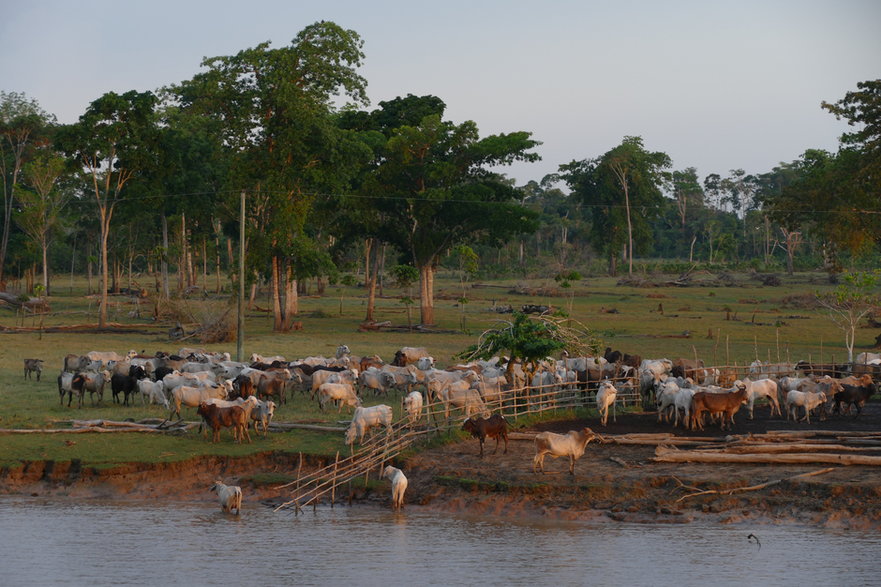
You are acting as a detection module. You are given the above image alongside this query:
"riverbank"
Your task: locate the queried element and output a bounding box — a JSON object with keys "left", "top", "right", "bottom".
{"left": 3, "top": 410, "right": 880, "bottom": 530}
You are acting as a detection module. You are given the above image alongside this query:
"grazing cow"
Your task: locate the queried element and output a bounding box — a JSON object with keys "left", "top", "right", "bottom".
{"left": 379, "top": 365, "right": 419, "bottom": 395}
{"left": 689, "top": 383, "right": 749, "bottom": 431}
{"left": 71, "top": 371, "right": 109, "bottom": 407}
{"left": 533, "top": 427, "right": 600, "bottom": 475}
{"left": 473, "top": 374, "right": 507, "bottom": 405}
{"left": 137, "top": 379, "right": 168, "bottom": 408}
{"left": 785, "top": 390, "right": 827, "bottom": 423}
{"left": 359, "top": 367, "right": 389, "bottom": 396}
{"left": 23, "top": 359, "right": 44, "bottom": 381}
{"left": 317, "top": 382, "right": 361, "bottom": 413}
{"left": 86, "top": 350, "right": 137, "bottom": 364}
{"left": 392, "top": 346, "right": 431, "bottom": 367}
{"left": 462, "top": 414, "right": 508, "bottom": 457}
{"left": 402, "top": 391, "right": 423, "bottom": 426}
{"left": 345, "top": 404, "right": 393, "bottom": 446}
{"left": 210, "top": 480, "right": 242, "bottom": 514}
{"left": 381, "top": 465, "right": 408, "bottom": 511}
{"left": 196, "top": 402, "right": 251, "bottom": 443}
{"left": 169, "top": 384, "right": 228, "bottom": 420}
{"left": 359, "top": 354, "right": 384, "bottom": 372}
{"left": 438, "top": 383, "right": 486, "bottom": 422}
{"left": 596, "top": 381, "right": 618, "bottom": 426}
{"left": 310, "top": 368, "right": 358, "bottom": 400}
{"left": 249, "top": 352, "right": 286, "bottom": 364}
{"left": 257, "top": 374, "right": 289, "bottom": 405}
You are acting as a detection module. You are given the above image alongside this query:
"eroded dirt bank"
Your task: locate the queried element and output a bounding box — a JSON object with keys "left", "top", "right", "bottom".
{"left": 2, "top": 410, "right": 881, "bottom": 529}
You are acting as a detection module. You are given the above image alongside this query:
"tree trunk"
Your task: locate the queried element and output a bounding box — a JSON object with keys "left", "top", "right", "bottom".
{"left": 418, "top": 262, "right": 435, "bottom": 326}
{"left": 41, "top": 236, "right": 49, "bottom": 296}
{"left": 283, "top": 264, "right": 297, "bottom": 326}
{"left": 248, "top": 280, "right": 257, "bottom": 310}
{"left": 161, "top": 215, "right": 170, "bottom": 298}
{"left": 378, "top": 243, "right": 386, "bottom": 297}
{"left": 270, "top": 255, "right": 285, "bottom": 332}
{"left": 364, "top": 238, "right": 377, "bottom": 322}
{"left": 99, "top": 219, "right": 109, "bottom": 327}
{"left": 608, "top": 251, "right": 618, "bottom": 277}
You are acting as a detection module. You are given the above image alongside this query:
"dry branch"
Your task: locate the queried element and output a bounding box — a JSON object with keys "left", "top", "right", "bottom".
{"left": 675, "top": 467, "right": 837, "bottom": 503}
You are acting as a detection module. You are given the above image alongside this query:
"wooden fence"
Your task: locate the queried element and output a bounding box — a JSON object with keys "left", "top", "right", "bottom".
{"left": 273, "top": 358, "right": 879, "bottom": 512}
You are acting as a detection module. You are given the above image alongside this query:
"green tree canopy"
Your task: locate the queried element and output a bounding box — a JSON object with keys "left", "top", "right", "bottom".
{"left": 558, "top": 136, "right": 671, "bottom": 275}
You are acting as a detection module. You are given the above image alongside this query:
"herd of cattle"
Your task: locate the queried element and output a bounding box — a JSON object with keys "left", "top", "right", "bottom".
{"left": 16, "top": 345, "right": 881, "bottom": 510}
{"left": 20, "top": 345, "right": 881, "bottom": 452}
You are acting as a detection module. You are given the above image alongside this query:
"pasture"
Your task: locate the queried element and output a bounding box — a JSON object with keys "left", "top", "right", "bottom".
{"left": 0, "top": 270, "right": 876, "bottom": 470}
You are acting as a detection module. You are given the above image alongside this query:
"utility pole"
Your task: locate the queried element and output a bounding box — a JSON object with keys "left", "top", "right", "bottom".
{"left": 236, "top": 190, "right": 245, "bottom": 362}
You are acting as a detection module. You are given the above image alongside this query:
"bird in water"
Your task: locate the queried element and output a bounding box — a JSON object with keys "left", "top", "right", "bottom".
{"left": 747, "top": 533, "right": 761, "bottom": 550}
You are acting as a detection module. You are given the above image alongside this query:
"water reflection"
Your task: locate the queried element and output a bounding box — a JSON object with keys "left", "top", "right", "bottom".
{"left": 0, "top": 498, "right": 876, "bottom": 586}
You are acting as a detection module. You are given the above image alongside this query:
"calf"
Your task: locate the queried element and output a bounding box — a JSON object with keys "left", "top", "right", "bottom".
{"left": 196, "top": 402, "right": 251, "bottom": 443}
{"left": 785, "top": 390, "right": 827, "bottom": 423}
{"left": 23, "top": 358, "right": 44, "bottom": 381}
{"left": 462, "top": 414, "right": 508, "bottom": 457}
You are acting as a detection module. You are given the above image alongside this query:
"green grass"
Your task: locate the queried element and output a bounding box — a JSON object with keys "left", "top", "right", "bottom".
{"left": 0, "top": 270, "right": 873, "bottom": 469}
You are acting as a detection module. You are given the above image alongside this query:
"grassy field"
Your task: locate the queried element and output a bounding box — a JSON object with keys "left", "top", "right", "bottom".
{"left": 0, "top": 269, "right": 876, "bottom": 468}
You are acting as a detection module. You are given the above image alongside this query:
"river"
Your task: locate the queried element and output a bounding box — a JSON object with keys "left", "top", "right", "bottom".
{"left": 0, "top": 498, "right": 877, "bottom": 586}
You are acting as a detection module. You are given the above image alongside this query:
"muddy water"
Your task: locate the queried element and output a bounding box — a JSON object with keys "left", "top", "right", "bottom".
{"left": 0, "top": 498, "right": 877, "bottom": 586}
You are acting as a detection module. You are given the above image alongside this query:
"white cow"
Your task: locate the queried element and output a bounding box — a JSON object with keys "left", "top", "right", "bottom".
{"left": 345, "top": 404, "right": 393, "bottom": 446}
{"left": 137, "top": 379, "right": 168, "bottom": 408}
{"left": 382, "top": 465, "right": 408, "bottom": 511}
{"left": 210, "top": 480, "right": 242, "bottom": 514}
{"left": 596, "top": 381, "right": 618, "bottom": 426}
{"left": 402, "top": 391, "right": 423, "bottom": 426}
{"left": 533, "top": 427, "right": 600, "bottom": 475}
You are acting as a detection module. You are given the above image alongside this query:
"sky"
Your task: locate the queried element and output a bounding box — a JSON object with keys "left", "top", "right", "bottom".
{"left": 2, "top": 0, "right": 879, "bottom": 187}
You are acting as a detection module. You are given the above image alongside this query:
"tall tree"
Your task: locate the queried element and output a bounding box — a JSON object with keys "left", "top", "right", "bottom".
{"left": 55, "top": 90, "right": 159, "bottom": 326}
{"left": 559, "top": 136, "right": 671, "bottom": 275}
{"left": 0, "top": 92, "right": 53, "bottom": 284}
{"left": 364, "top": 112, "right": 540, "bottom": 325}
{"left": 171, "top": 21, "right": 371, "bottom": 331}
{"left": 15, "top": 147, "right": 68, "bottom": 294}
{"left": 821, "top": 79, "right": 881, "bottom": 186}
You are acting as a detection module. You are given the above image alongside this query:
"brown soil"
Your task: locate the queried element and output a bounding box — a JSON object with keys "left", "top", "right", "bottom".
{"left": 2, "top": 405, "right": 880, "bottom": 529}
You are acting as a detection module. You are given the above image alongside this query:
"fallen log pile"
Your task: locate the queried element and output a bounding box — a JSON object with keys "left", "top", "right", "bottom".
{"left": 654, "top": 430, "right": 881, "bottom": 466}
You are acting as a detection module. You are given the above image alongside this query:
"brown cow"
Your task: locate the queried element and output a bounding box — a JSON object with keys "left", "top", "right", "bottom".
{"left": 690, "top": 384, "right": 748, "bottom": 431}
{"left": 462, "top": 414, "right": 509, "bottom": 457}
{"left": 196, "top": 402, "right": 251, "bottom": 443}
{"left": 672, "top": 358, "right": 705, "bottom": 381}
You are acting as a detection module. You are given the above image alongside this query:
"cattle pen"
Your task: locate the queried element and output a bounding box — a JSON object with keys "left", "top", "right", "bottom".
{"left": 270, "top": 357, "right": 880, "bottom": 513}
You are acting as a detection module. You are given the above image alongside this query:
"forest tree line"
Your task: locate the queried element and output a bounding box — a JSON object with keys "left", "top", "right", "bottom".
{"left": 1, "top": 21, "right": 879, "bottom": 329}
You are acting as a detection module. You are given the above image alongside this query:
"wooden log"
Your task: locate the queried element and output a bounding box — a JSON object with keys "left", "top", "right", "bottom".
{"left": 706, "top": 443, "right": 881, "bottom": 454}
{"left": 654, "top": 445, "right": 881, "bottom": 466}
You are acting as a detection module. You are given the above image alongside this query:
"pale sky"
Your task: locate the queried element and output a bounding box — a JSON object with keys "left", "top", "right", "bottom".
{"left": 2, "top": 0, "right": 879, "bottom": 186}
